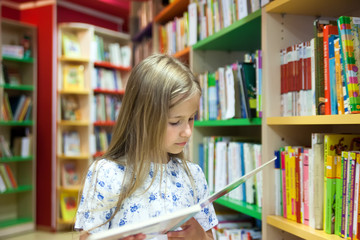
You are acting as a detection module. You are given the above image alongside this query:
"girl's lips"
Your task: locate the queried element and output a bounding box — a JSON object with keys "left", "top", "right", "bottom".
{"left": 176, "top": 142, "right": 187, "bottom": 146}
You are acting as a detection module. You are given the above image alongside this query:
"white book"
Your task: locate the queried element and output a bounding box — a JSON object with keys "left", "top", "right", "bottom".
{"left": 88, "top": 157, "right": 276, "bottom": 240}
{"left": 215, "top": 141, "right": 228, "bottom": 192}
{"left": 208, "top": 138, "right": 215, "bottom": 192}
{"left": 243, "top": 143, "right": 255, "bottom": 204}
{"left": 225, "top": 67, "right": 235, "bottom": 119}
{"left": 188, "top": 3, "right": 198, "bottom": 46}
{"left": 238, "top": 0, "right": 249, "bottom": 20}
{"left": 0, "top": 174, "right": 6, "bottom": 192}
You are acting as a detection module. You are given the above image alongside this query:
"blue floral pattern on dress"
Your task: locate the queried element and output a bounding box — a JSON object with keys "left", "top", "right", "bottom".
{"left": 75, "top": 158, "right": 218, "bottom": 237}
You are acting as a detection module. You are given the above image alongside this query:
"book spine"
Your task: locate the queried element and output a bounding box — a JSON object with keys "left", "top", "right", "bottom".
{"left": 341, "top": 151, "right": 349, "bottom": 237}
{"left": 303, "top": 148, "right": 310, "bottom": 225}
{"left": 353, "top": 153, "right": 360, "bottom": 239}
{"left": 347, "top": 152, "right": 357, "bottom": 238}
{"left": 324, "top": 155, "right": 336, "bottom": 234}
{"left": 281, "top": 149, "right": 287, "bottom": 218}
{"left": 335, "top": 155, "right": 343, "bottom": 236}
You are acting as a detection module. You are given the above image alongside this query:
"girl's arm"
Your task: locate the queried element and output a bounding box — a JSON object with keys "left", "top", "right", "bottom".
{"left": 167, "top": 218, "right": 214, "bottom": 240}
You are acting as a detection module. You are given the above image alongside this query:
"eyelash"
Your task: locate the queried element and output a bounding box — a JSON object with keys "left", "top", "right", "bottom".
{"left": 169, "top": 118, "right": 194, "bottom": 126}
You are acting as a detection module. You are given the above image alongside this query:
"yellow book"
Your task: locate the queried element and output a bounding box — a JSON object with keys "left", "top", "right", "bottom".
{"left": 63, "top": 65, "right": 85, "bottom": 91}
{"left": 62, "top": 32, "right": 81, "bottom": 58}
{"left": 60, "top": 191, "right": 78, "bottom": 222}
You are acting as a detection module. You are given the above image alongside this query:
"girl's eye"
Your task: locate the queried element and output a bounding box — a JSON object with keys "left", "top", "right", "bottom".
{"left": 169, "top": 121, "right": 180, "bottom": 126}
{"left": 189, "top": 117, "right": 194, "bottom": 122}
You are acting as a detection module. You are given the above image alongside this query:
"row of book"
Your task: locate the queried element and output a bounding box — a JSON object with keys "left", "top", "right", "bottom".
{"left": 92, "top": 67, "right": 123, "bottom": 91}
{"left": 93, "top": 127, "right": 112, "bottom": 153}
{"left": 199, "top": 137, "right": 262, "bottom": 207}
{"left": 0, "top": 134, "right": 33, "bottom": 158}
{"left": 0, "top": 163, "right": 18, "bottom": 192}
{"left": 213, "top": 222, "right": 261, "bottom": 240}
{"left": 92, "top": 94, "right": 122, "bottom": 122}
{"left": 187, "top": 0, "right": 261, "bottom": 46}
{"left": 1, "top": 93, "right": 32, "bottom": 121}
{"left": 280, "top": 16, "right": 360, "bottom": 116}
{"left": 197, "top": 52, "right": 262, "bottom": 121}
{"left": 91, "top": 35, "right": 131, "bottom": 67}
{"left": 133, "top": 38, "right": 153, "bottom": 66}
{"left": 62, "top": 131, "right": 81, "bottom": 156}
{"left": 273, "top": 133, "right": 360, "bottom": 239}
{"left": 61, "top": 161, "right": 80, "bottom": 187}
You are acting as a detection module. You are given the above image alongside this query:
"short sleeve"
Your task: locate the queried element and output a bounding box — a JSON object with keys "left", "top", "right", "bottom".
{"left": 190, "top": 164, "right": 218, "bottom": 231}
{"left": 74, "top": 159, "right": 125, "bottom": 233}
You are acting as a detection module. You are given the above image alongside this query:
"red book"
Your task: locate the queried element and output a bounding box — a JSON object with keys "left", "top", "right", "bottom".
{"left": 4, "top": 164, "right": 17, "bottom": 188}
{"left": 323, "top": 25, "right": 339, "bottom": 115}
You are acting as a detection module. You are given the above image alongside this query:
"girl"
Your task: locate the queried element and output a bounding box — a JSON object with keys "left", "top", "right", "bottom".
{"left": 75, "top": 54, "right": 218, "bottom": 239}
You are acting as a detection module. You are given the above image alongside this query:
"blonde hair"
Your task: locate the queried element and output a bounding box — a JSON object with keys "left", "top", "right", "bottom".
{"left": 85, "top": 54, "right": 201, "bottom": 231}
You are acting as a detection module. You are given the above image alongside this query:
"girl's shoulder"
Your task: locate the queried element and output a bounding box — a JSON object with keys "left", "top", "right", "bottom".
{"left": 171, "top": 158, "right": 204, "bottom": 175}
{"left": 91, "top": 158, "right": 126, "bottom": 176}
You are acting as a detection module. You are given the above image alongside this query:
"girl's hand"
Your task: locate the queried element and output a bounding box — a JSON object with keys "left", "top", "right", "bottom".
{"left": 167, "top": 218, "right": 214, "bottom": 240}
{"left": 122, "top": 233, "right": 146, "bottom": 240}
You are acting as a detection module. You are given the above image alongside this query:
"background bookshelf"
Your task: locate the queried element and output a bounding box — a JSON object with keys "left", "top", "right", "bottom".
{"left": 190, "top": 7, "right": 262, "bottom": 225}
{"left": 261, "top": 0, "right": 360, "bottom": 239}
{"left": 56, "top": 22, "right": 130, "bottom": 230}
{"left": 0, "top": 18, "right": 37, "bottom": 237}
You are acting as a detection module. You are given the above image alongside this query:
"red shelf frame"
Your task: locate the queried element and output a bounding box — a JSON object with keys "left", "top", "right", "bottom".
{"left": 94, "top": 61, "right": 131, "bottom": 71}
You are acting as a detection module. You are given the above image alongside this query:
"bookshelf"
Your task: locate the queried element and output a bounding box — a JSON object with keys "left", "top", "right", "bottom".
{"left": 57, "top": 22, "right": 130, "bottom": 229}
{"left": 0, "top": 18, "right": 37, "bottom": 237}
{"left": 261, "top": 0, "right": 360, "bottom": 239}
{"left": 190, "top": 8, "right": 262, "bottom": 222}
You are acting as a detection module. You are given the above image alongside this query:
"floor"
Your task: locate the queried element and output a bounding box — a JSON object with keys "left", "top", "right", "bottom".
{"left": 4, "top": 231, "right": 80, "bottom": 240}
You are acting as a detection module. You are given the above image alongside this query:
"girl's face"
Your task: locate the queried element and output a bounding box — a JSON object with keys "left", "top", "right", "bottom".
{"left": 164, "top": 94, "right": 200, "bottom": 155}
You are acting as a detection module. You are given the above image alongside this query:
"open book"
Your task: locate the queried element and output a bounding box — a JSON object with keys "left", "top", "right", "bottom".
{"left": 88, "top": 157, "right": 276, "bottom": 240}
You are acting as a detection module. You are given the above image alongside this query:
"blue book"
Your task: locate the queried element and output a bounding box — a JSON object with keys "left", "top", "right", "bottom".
{"left": 328, "top": 35, "right": 339, "bottom": 115}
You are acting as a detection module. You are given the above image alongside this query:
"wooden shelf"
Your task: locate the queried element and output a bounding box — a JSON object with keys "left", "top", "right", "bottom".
{"left": 2, "top": 56, "right": 34, "bottom": 63}
{"left": 195, "top": 118, "right": 262, "bottom": 127}
{"left": 0, "top": 217, "right": 33, "bottom": 228}
{"left": 57, "top": 218, "right": 75, "bottom": 225}
{"left": 192, "top": 10, "right": 261, "bottom": 51}
{"left": 58, "top": 89, "right": 90, "bottom": 95}
{"left": 154, "top": 0, "right": 189, "bottom": 24}
{"left": 93, "top": 88, "right": 125, "bottom": 95}
{"left": 58, "top": 56, "right": 89, "bottom": 63}
{"left": 94, "top": 61, "right": 131, "bottom": 71}
{"left": 57, "top": 154, "right": 90, "bottom": 160}
{"left": 58, "top": 120, "right": 90, "bottom": 126}
{"left": 173, "top": 47, "right": 190, "bottom": 59}
{"left": 215, "top": 197, "right": 262, "bottom": 220}
{"left": 267, "top": 114, "right": 360, "bottom": 125}
{"left": 93, "top": 121, "right": 116, "bottom": 126}
{"left": 57, "top": 186, "right": 81, "bottom": 192}
{"left": 1, "top": 84, "right": 34, "bottom": 91}
{"left": 267, "top": 216, "right": 343, "bottom": 240}
{"left": 265, "top": 0, "right": 360, "bottom": 17}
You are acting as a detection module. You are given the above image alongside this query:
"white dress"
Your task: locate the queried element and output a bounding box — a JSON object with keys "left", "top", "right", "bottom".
{"left": 75, "top": 158, "right": 218, "bottom": 238}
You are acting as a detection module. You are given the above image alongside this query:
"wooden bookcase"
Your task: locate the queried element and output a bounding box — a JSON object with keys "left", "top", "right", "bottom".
{"left": 261, "top": 0, "right": 360, "bottom": 239}
{"left": 56, "top": 22, "right": 130, "bottom": 229}
{"left": 0, "top": 18, "right": 37, "bottom": 238}
{"left": 190, "top": 9, "right": 262, "bottom": 220}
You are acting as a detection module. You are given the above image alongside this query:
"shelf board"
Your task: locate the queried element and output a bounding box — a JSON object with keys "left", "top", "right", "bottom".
{"left": 154, "top": 0, "right": 190, "bottom": 24}
{"left": 0, "top": 120, "right": 33, "bottom": 126}
{"left": 58, "top": 56, "right": 89, "bottom": 63}
{"left": 58, "top": 89, "right": 90, "bottom": 95}
{"left": 93, "top": 88, "right": 125, "bottom": 95}
{"left": 0, "top": 217, "right": 33, "bottom": 228}
{"left": 192, "top": 10, "right": 261, "bottom": 51}
{"left": 2, "top": 56, "right": 34, "bottom": 63}
{"left": 267, "top": 215, "right": 342, "bottom": 240}
{"left": 93, "top": 121, "right": 116, "bottom": 126}
{"left": 195, "top": 118, "right": 262, "bottom": 127}
{"left": 132, "top": 21, "right": 153, "bottom": 42}
{"left": 173, "top": 46, "right": 190, "bottom": 59}
{"left": 1, "top": 84, "right": 34, "bottom": 91}
{"left": 94, "top": 61, "right": 131, "bottom": 71}
{"left": 57, "top": 154, "right": 90, "bottom": 160}
{"left": 57, "top": 186, "right": 81, "bottom": 192}
{"left": 265, "top": 0, "right": 360, "bottom": 17}
{"left": 0, "top": 185, "right": 33, "bottom": 194}
{"left": 58, "top": 120, "right": 90, "bottom": 126}
{"left": 215, "top": 197, "right": 262, "bottom": 220}
{"left": 57, "top": 218, "right": 75, "bottom": 225}
{"left": 267, "top": 114, "right": 360, "bottom": 125}
{"left": 0, "top": 156, "right": 33, "bottom": 163}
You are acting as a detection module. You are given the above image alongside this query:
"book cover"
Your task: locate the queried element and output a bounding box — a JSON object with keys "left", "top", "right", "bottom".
{"left": 324, "top": 155, "right": 336, "bottom": 234}
{"left": 323, "top": 25, "right": 338, "bottom": 115}
{"left": 88, "top": 158, "right": 276, "bottom": 240}
{"left": 337, "top": 16, "right": 360, "bottom": 113}
{"left": 347, "top": 152, "right": 357, "bottom": 239}
{"left": 334, "top": 38, "right": 345, "bottom": 114}
{"left": 335, "top": 155, "right": 343, "bottom": 236}
{"left": 4, "top": 164, "right": 17, "bottom": 189}
{"left": 61, "top": 162, "right": 80, "bottom": 187}
{"left": 303, "top": 148, "right": 310, "bottom": 225}
{"left": 63, "top": 64, "right": 85, "bottom": 91}
{"left": 60, "top": 191, "right": 78, "bottom": 221}
{"left": 328, "top": 34, "right": 339, "bottom": 115}
{"left": 63, "top": 131, "right": 81, "bottom": 156}
{"left": 341, "top": 151, "right": 349, "bottom": 237}
{"left": 62, "top": 32, "right": 81, "bottom": 58}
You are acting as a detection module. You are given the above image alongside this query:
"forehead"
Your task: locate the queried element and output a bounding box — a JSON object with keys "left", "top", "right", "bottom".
{"left": 169, "top": 94, "right": 200, "bottom": 118}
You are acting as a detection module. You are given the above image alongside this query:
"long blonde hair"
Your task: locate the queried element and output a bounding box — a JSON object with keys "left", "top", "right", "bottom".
{"left": 88, "top": 54, "right": 201, "bottom": 230}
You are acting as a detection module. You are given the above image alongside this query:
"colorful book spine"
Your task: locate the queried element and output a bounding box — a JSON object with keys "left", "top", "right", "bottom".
{"left": 324, "top": 155, "right": 336, "bottom": 234}
{"left": 341, "top": 151, "right": 349, "bottom": 238}
{"left": 334, "top": 38, "right": 345, "bottom": 114}
{"left": 328, "top": 35, "right": 339, "bottom": 115}
{"left": 281, "top": 149, "right": 287, "bottom": 219}
{"left": 348, "top": 152, "right": 357, "bottom": 239}
{"left": 303, "top": 148, "right": 310, "bottom": 225}
{"left": 353, "top": 152, "right": 360, "bottom": 239}
{"left": 335, "top": 155, "right": 343, "bottom": 236}
{"left": 337, "top": 16, "right": 360, "bottom": 113}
